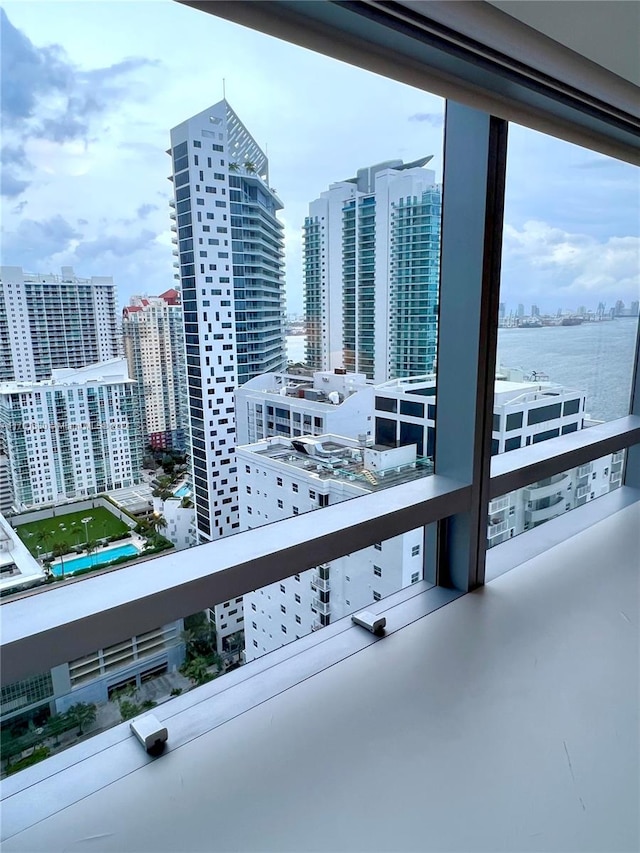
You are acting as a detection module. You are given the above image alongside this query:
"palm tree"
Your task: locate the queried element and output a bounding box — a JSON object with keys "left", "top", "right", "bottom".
{"left": 46, "top": 714, "right": 69, "bottom": 747}
{"left": 229, "top": 162, "right": 240, "bottom": 172}
{"left": 51, "top": 541, "right": 67, "bottom": 578}
{"left": 85, "top": 540, "right": 98, "bottom": 568}
{"left": 244, "top": 160, "right": 256, "bottom": 173}
{"left": 65, "top": 702, "right": 97, "bottom": 736}
{"left": 153, "top": 514, "right": 167, "bottom": 534}
{"left": 181, "top": 656, "right": 212, "bottom": 686}
{"left": 36, "top": 529, "right": 51, "bottom": 559}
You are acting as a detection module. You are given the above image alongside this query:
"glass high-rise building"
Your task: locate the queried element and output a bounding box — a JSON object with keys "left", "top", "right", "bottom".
{"left": 169, "top": 100, "right": 286, "bottom": 541}
{"left": 303, "top": 158, "right": 441, "bottom": 383}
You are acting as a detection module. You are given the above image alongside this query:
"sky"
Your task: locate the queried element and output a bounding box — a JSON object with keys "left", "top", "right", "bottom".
{"left": 1, "top": 0, "right": 638, "bottom": 317}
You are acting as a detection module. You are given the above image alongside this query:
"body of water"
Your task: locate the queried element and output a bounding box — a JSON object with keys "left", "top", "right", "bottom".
{"left": 288, "top": 318, "right": 638, "bottom": 422}
{"left": 498, "top": 319, "right": 637, "bottom": 422}
{"left": 286, "top": 334, "right": 306, "bottom": 364}
{"left": 51, "top": 542, "right": 140, "bottom": 577}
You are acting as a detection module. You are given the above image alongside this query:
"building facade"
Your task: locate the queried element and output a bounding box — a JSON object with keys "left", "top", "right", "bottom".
{"left": 122, "top": 290, "right": 188, "bottom": 451}
{"left": 0, "top": 359, "right": 144, "bottom": 510}
{"left": 303, "top": 159, "right": 441, "bottom": 383}
{"left": 152, "top": 494, "right": 196, "bottom": 551}
{"left": 169, "top": 99, "right": 287, "bottom": 543}
{"left": 238, "top": 435, "right": 425, "bottom": 661}
{"left": 0, "top": 266, "right": 119, "bottom": 382}
{"left": 0, "top": 624, "right": 185, "bottom": 734}
{"left": 371, "top": 368, "right": 623, "bottom": 543}
{"left": 235, "top": 368, "right": 373, "bottom": 446}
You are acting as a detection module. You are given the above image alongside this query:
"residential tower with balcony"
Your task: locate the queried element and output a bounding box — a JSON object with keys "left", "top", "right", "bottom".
{"left": 303, "top": 158, "right": 441, "bottom": 382}
{"left": 0, "top": 266, "right": 119, "bottom": 383}
{"left": 0, "top": 359, "right": 144, "bottom": 511}
{"left": 122, "top": 290, "right": 188, "bottom": 451}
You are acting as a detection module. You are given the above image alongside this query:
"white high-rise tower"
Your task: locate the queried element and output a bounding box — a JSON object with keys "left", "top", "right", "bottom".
{"left": 303, "top": 159, "right": 441, "bottom": 383}
{"left": 169, "top": 101, "right": 286, "bottom": 541}
{"left": 0, "top": 266, "right": 119, "bottom": 382}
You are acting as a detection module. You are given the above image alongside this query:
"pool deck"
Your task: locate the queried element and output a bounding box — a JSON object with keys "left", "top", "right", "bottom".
{"left": 173, "top": 482, "right": 192, "bottom": 498}
{"left": 51, "top": 534, "right": 145, "bottom": 575}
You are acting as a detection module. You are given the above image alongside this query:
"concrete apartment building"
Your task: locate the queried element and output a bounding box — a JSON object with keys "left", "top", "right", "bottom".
{"left": 122, "top": 290, "right": 188, "bottom": 451}
{"left": 152, "top": 493, "right": 195, "bottom": 551}
{"left": 0, "top": 266, "right": 119, "bottom": 383}
{"left": 303, "top": 159, "right": 441, "bottom": 382}
{"left": 0, "top": 359, "right": 144, "bottom": 511}
{"left": 238, "top": 435, "right": 425, "bottom": 661}
{"left": 371, "top": 369, "right": 621, "bottom": 545}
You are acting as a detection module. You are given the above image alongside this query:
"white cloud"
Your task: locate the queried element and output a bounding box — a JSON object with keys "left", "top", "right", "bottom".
{"left": 502, "top": 220, "right": 639, "bottom": 307}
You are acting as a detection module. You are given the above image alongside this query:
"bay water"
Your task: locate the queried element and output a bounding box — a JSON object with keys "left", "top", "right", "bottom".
{"left": 287, "top": 318, "right": 638, "bottom": 422}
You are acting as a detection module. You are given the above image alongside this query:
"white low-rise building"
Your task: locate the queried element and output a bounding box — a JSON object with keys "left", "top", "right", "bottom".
{"left": 371, "top": 368, "right": 621, "bottom": 545}
{"left": 0, "top": 359, "right": 144, "bottom": 511}
{"left": 152, "top": 494, "right": 196, "bottom": 551}
{"left": 235, "top": 368, "right": 373, "bottom": 446}
{"left": 238, "top": 435, "right": 426, "bottom": 662}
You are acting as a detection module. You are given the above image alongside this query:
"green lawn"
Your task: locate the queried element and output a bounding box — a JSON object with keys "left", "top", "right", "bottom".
{"left": 16, "top": 507, "right": 130, "bottom": 557}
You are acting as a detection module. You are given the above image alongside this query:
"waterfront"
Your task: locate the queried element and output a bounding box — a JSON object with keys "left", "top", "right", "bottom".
{"left": 287, "top": 318, "right": 638, "bottom": 422}
{"left": 497, "top": 319, "right": 637, "bottom": 422}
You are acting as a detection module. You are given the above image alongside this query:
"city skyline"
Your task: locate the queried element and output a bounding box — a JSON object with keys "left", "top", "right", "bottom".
{"left": 1, "top": 2, "right": 638, "bottom": 316}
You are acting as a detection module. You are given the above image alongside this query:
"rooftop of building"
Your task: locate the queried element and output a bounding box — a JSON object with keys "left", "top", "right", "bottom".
{"left": 239, "top": 368, "right": 581, "bottom": 410}
{"left": 0, "top": 359, "right": 132, "bottom": 393}
{"left": 242, "top": 434, "right": 433, "bottom": 492}
{"left": 0, "top": 266, "right": 113, "bottom": 286}
{"left": 239, "top": 369, "right": 371, "bottom": 405}
{"left": 124, "top": 291, "right": 181, "bottom": 314}
{"left": 336, "top": 155, "right": 436, "bottom": 193}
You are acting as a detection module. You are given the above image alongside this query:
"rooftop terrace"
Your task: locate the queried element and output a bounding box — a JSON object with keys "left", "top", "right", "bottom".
{"left": 250, "top": 435, "right": 434, "bottom": 491}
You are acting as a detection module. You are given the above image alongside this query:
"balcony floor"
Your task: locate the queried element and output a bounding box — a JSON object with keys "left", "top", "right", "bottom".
{"left": 3, "top": 501, "right": 639, "bottom": 852}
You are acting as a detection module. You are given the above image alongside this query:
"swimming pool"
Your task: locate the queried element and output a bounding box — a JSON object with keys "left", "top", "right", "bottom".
{"left": 173, "top": 483, "right": 192, "bottom": 498}
{"left": 51, "top": 543, "right": 140, "bottom": 577}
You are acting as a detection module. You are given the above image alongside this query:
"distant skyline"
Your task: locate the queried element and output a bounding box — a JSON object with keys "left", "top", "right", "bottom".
{"left": 1, "top": 1, "right": 638, "bottom": 317}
